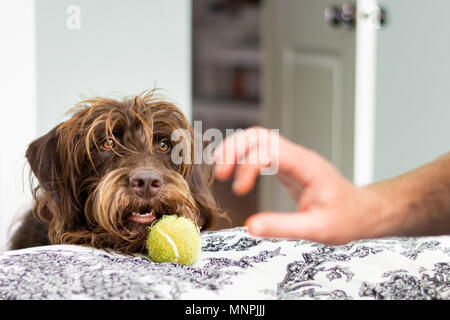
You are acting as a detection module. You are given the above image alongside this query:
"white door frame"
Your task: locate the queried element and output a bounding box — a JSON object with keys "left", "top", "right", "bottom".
{"left": 353, "top": 0, "right": 378, "bottom": 186}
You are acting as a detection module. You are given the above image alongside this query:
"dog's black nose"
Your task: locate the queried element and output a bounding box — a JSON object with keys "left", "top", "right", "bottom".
{"left": 129, "top": 170, "right": 162, "bottom": 198}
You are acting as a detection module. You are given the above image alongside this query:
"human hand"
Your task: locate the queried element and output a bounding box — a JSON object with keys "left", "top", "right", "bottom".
{"left": 213, "top": 127, "right": 383, "bottom": 245}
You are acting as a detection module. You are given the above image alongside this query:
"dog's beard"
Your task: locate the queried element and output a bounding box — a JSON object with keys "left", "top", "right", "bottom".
{"left": 84, "top": 168, "right": 199, "bottom": 253}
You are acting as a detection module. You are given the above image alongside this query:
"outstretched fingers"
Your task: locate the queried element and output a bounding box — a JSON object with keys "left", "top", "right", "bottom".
{"left": 212, "top": 127, "right": 334, "bottom": 197}
{"left": 212, "top": 127, "right": 287, "bottom": 178}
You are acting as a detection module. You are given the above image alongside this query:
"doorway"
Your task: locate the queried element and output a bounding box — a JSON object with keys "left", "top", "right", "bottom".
{"left": 193, "top": 0, "right": 263, "bottom": 229}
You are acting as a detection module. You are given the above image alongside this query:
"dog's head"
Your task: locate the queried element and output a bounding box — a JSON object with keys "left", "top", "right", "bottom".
{"left": 27, "top": 92, "right": 220, "bottom": 253}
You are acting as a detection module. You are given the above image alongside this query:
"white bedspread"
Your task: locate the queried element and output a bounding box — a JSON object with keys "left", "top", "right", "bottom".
{"left": 0, "top": 227, "right": 449, "bottom": 300}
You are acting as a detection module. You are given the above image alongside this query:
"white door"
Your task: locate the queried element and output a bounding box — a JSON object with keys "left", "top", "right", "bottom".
{"left": 261, "top": 0, "right": 357, "bottom": 211}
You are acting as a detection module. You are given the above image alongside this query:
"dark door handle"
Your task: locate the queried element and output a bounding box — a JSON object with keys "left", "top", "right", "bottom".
{"left": 324, "top": 4, "right": 386, "bottom": 29}
{"left": 324, "top": 4, "right": 356, "bottom": 28}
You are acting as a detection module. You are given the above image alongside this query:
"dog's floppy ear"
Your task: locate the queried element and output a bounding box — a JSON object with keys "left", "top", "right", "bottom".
{"left": 26, "top": 124, "right": 86, "bottom": 244}
{"left": 26, "top": 127, "right": 61, "bottom": 192}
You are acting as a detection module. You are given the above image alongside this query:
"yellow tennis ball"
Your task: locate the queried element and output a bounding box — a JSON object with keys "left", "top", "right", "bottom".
{"left": 146, "top": 215, "right": 202, "bottom": 266}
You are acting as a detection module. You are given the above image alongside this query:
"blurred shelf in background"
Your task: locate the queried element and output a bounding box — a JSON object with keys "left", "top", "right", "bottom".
{"left": 193, "top": 0, "right": 262, "bottom": 230}
{"left": 194, "top": 97, "right": 260, "bottom": 131}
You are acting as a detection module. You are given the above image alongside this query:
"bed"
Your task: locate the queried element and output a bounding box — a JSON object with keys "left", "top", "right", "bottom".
{"left": 0, "top": 227, "right": 449, "bottom": 300}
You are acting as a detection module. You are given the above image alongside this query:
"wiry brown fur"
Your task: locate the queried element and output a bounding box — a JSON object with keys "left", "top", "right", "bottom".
{"left": 9, "top": 91, "right": 224, "bottom": 253}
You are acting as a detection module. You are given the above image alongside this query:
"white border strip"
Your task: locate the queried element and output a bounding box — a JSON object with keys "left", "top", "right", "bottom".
{"left": 0, "top": 0, "right": 37, "bottom": 250}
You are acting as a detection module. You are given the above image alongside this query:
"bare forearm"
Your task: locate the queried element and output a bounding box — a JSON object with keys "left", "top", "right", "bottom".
{"left": 364, "top": 153, "right": 450, "bottom": 238}
{"left": 215, "top": 127, "right": 450, "bottom": 244}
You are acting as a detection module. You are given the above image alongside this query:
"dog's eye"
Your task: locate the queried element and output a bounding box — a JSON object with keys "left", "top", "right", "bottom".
{"left": 102, "top": 138, "right": 115, "bottom": 150}
{"left": 158, "top": 140, "right": 170, "bottom": 153}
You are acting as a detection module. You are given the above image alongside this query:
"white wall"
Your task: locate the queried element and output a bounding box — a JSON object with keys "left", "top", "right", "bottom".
{"left": 36, "top": 0, "right": 192, "bottom": 136}
{"left": 374, "top": 0, "right": 450, "bottom": 181}
{"left": 0, "top": 0, "right": 192, "bottom": 250}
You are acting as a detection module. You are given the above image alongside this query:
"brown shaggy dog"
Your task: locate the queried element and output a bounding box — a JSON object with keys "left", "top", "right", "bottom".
{"left": 9, "top": 91, "right": 223, "bottom": 253}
